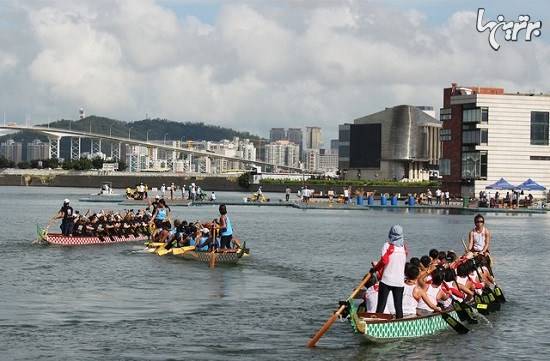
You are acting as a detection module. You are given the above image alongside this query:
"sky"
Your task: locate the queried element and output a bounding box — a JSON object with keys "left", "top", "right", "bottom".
{"left": 0, "top": 0, "right": 549, "bottom": 143}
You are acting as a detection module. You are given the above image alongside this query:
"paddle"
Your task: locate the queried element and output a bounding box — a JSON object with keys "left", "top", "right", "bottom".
{"left": 485, "top": 255, "right": 506, "bottom": 303}
{"left": 307, "top": 272, "right": 373, "bottom": 348}
{"left": 441, "top": 311, "right": 469, "bottom": 334}
{"left": 209, "top": 228, "right": 217, "bottom": 268}
{"left": 172, "top": 246, "right": 195, "bottom": 255}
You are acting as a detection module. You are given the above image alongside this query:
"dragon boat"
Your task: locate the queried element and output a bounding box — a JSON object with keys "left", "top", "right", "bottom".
{"left": 145, "top": 242, "right": 249, "bottom": 265}
{"left": 348, "top": 300, "right": 463, "bottom": 342}
{"left": 36, "top": 226, "right": 149, "bottom": 246}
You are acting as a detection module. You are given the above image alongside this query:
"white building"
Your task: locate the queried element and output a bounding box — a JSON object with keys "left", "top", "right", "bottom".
{"left": 319, "top": 153, "right": 338, "bottom": 172}
{"left": 265, "top": 140, "right": 300, "bottom": 169}
{"left": 26, "top": 139, "right": 49, "bottom": 161}
{"left": 0, "top": 139, "right": 23, "bottom": 163}
{"left": 441, "top": 84, "right": 550, "bottom": 196}
{"left": 304, "top": 148, "right": 320, "bottom": 172}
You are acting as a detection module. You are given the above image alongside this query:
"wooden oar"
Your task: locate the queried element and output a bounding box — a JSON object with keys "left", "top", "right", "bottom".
{"left": 307, "top": 272, "right": 372, "bottom": 348}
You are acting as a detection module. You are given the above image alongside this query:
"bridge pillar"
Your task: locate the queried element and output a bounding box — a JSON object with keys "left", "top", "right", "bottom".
{"left": 48, "top": 137, "right": 60, "bottom": 160}
{"left": 110, "top": 142, "right": 121, "bottom": 161}
{"left": 70, "top": 137, "right": 81, "bottom": 160}
{"left": 91, "top": 138, "right": 101, "bottom": 155}
{"left": 167, "top": 150, "right": 176, "bottom": 171}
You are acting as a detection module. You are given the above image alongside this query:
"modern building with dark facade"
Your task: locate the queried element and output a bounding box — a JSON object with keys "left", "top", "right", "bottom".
{"left": 338, "top": 105, "right": 441, "bottom": 181}
{"left": 440, "top": 83, "right": 550, "bottom": 197}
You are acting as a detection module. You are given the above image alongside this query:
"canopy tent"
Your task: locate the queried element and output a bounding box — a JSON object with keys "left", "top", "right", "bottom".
{"left": 485, "top": 177, "right": 516, "bottom": 190}
{"left": 515, "top": 178, "right": 546, "bottom": 191}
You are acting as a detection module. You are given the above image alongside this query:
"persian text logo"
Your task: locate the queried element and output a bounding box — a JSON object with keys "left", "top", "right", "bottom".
{"left": 476, "top": 8, "right": 542, "bottom": 51}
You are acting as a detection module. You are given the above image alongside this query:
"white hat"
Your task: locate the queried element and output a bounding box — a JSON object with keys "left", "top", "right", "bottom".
{"left": 155, "top": 195, "right": 160, "bottom": 199}
{"left": 201, "top": 228, "right": 210, "bottom": 234}
{"left": 64, "top": 198, "right": 70, "bottom": 204}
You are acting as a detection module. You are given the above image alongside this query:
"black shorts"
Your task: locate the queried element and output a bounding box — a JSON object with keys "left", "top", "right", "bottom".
{"left": 220, "top": 234, "right": 233, "bottom": 248}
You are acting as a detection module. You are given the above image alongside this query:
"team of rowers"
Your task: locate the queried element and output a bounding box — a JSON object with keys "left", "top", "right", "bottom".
{"left": 358, "top": 213, "right": 494, "bottom": 318}
{"left": 54, "top": 197, "right": 240, "bottom": 251}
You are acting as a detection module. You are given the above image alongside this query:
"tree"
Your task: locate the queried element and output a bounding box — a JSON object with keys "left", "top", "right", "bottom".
{"left": 44, "top": 158, "right": 59, "bottom": 169}
{"left": 117, "top": 160, "right": 127, "bottom": 171}
{"left": 17, "top": 161, "right": 31, "bottom": 169}
{"left": 92, "top": 156, "right": 104, "bottom": 170}
{"left": 0, "top": 156, "right": 15, "bottom": 168}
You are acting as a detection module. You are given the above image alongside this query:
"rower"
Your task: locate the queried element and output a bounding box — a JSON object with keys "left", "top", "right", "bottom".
{"left": 402, "top": 263, "right": 441, "bottom": 317}
{"left": 467, "top": 214, "right": 491, "bottom": 255}
{"left": 416, "top": 269, "right": 448, "bottom": 316}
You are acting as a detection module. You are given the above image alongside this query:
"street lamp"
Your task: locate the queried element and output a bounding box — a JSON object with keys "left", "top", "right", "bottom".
{"left": 128, "top": 127, "right": 133, "bottom": 140}
{"left": 109, "top": 123, "right": 114, "bottom": 137}
{"left": 164, "top": 133, "right": 168, "bottom": 145}
{"left": 146, "top": 129, "right": 151, "bottom": 142}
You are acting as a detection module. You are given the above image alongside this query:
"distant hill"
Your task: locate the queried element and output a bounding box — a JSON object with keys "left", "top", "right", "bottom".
{"left": 0, "top": 116, "right": 261, "bottom": 161}
{"left": 0, "top": 115, "right": 260, "bottom": 143}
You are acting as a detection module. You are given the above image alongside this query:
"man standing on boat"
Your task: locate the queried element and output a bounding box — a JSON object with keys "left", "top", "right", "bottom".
{"left": 372, "top": 224, "right": 407, "bottom": 319}
{"left": 55, "top": 199, "right": 74, "bottom": 236}
{"left": 467, "top": 214, "right": 491, "bottom": 255}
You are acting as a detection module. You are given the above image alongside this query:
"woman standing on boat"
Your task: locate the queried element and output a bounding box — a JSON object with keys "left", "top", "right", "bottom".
{"left": 467, "top": 214, "right": 491, "bottom": 255}
{"left": 218, "top": 204, "right": 233, "bottom": 249}
{"left": 372, "top": 224, "right": 407, "bottom": 319}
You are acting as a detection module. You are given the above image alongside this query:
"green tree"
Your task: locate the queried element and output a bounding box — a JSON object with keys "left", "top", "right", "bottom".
{"left": 92, "top": 156, "right": 104, "bottom": 169}
{"left": 117, "top": 160, "right": 127, "bottom": 171}
{"left": 62, "top": 160, "right": 74, "bottom": 170}
{"left": 0, "top": 156, "right": 15, "bottom": 168}
{"left": 17, "top": 161, "right": 31, "bottom": 169}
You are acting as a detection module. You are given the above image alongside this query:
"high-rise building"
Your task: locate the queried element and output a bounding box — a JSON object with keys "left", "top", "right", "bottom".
{"left": 286, "top": 128, "right": 303, "bottom": 156}
{"left": 265, "top": 140, "right": 299, "bottom": 168}
{"left": 305, "top": 126, "right": 322, "bottom": 150}
{"left": 330, "top": 139, "right": 339, "bottom": 155}
{"left": 304, "top": 148, "right": 320, "bottom": 172}
{"left": 26, "top": 139, "right": 50, "bottom": 161}
{"left": 269, "top": 128, "right": 286, "bottom": 142}
{"left": 0, "top": 139, "right": 23, "bottom": 163}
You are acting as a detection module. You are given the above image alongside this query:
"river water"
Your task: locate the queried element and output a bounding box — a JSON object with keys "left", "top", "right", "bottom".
{"left": 0, "top": 186, "right": 548, "bottom": 360}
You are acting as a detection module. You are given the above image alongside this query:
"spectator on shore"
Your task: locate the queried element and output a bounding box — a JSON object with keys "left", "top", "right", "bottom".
{"left": 435, "top": 188, "right": 442, "bottom": 205}
{"left": 285, "top": 187, "right": 291, "bottom": 202}
{"left": 427, "top": 189, "right": 432, "bottom": 205}
{"left": 444, "top": 190, "right": 450, "bottom": 205}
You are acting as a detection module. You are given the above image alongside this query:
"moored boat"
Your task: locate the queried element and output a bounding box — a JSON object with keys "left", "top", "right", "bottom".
{"left": 37, "top": 226, "right": 149, "bottom": 246}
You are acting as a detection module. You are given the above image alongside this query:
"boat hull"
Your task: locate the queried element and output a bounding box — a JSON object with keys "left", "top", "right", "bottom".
{"left": 350, "top": 308, "right": 459, "bottom": 342}
{"left": 175, "top": 248, "right": 247, "bottom": 264}
{"left": 40, "top": 232, "right": 149, "bottom": 246}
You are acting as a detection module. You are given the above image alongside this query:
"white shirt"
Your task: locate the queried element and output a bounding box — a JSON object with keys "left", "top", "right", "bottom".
{"left": 380, "top": 242, "right": 406, "bottom": 288}
{"left": 435, "top": 189, "right": 442, "bottom": 197}
{"left": 344, "top": 189, "right": 349, "bottom": 197}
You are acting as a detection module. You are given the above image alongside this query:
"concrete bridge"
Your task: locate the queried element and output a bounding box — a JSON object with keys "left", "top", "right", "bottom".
{"left": 0, "top": 124, "right": 302, "bottom": 172}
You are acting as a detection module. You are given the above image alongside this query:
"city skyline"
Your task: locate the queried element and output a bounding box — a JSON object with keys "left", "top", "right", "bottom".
{"left": 1, "top": 1, "right": 549, "bottom": 141}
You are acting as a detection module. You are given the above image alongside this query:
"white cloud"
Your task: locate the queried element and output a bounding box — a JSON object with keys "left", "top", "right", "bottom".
{"left": 1, "top": 0, "right": 550, "bottom": 141}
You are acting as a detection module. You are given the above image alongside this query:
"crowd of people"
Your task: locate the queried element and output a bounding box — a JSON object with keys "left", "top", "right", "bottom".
{"left": 53, "top": 199, "right": 152, "bottom": 239}
{"left": 357, "top": 214, "right": 494, "bottom": 319}
{"left": 126, "top": 182, "right": 214, "bottom": 201}
{"left": 151, "top": 204, "right": 241, "bottom": 251}
{"left": 53, "top": 197, "right": 236, "bottom": 251}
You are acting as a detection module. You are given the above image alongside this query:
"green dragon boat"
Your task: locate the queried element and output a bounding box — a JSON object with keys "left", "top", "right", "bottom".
{"left": 348, "top": 301, "right": 461, "bottom": 342}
